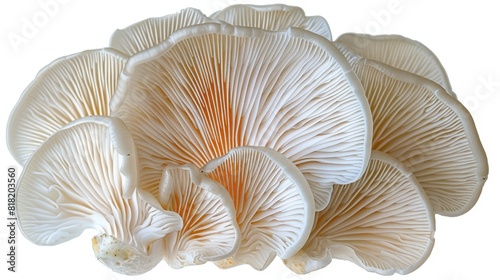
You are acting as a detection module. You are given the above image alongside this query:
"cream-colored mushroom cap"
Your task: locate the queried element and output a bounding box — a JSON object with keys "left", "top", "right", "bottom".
{"left": 284, "top": 151, "right": 435, "bottom": 275}
{"left": 7, "top": 49, "right": 128, "bottom": 166}
{"left": 155, "top": 164, "right": 239, "bottom": 268}
{"left": 346, "top": 55, "right": 488, "bottom": 216}
{"left": 201, "top": 146, "right": 315, "bottom": 270}
{"left": 111, "top": 22, "right": 372, "bottom": 211}
{"left": 336, "top": 33, "right": 456, "bottom": 97}
{"left": 210, "top": 4, "right": 332, "bottom": 40}
{"left": 110, "top": 8, "right": 214, "bottom": 56}
{"left": 16, "top": 116, "right": 182, "bottom": 275}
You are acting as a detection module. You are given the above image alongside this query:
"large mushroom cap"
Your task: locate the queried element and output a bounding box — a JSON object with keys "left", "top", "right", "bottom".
{"left": 156, "top": 164, "right": 240, "bottom": 268}
{"left": 111, "top": 22, "right": 372, "bottom": 211}
{"left": 284, "top": 151, "right": 435, "bottom": 275}
{"left": 201, "top": 146, "right": 315, "bottom": 270}
{"left": 210, "top": 4, "right": 332, "bottom": 40}
{"left": 7, "top": 49, "right": 128, "bottom": 165}
{"left": 16, "top": 116, "right": 182, "bottom": 275}
{"left": 345, "top": 55, "right": 488, "bottom": 216}
{"left": 110, "top": 8, "right": 214, "bottom": 56}
{"left": 336, "top": 33, "right": 456, "bottom": 97}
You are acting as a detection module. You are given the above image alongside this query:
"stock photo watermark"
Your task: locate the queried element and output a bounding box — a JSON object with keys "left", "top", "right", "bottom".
{"left": 7, "top": 0, "right": 71, "bottom": 53}
{"left": 210, "top": 0, "right": 245, "bottom": 11}
{"left": 6, "top": 166, "right": 18, "bottom": 273}
{"left": 352, "top": 0, "right": 405, "bottom": 34}
{"left": 462, "top": 74, "right": 500, "bottom": 113}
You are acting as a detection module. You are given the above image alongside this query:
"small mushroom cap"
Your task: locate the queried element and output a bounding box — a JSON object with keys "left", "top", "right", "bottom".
{"left": 7, "top": 49, "right": 128, "bottom": 166}
{"left": 284, "top": 151, "right": 435, "bottom": 275}
{"left": 348, "top": 57, "right": 488, "bottom": 216}
{"left": 201, "top": 146, "right": 315, "bottom": 270}
{"left": 210, "top": 4, "right": 332, "bottom": 40}
{"left": 111, "top": 22, "right": 372, "bottom": 211}
{"left": 110, "top": 8, "right": 214, "bottom": 56}
{"left": 16, "top": 116, "right": 182, "bottom": 275}
{"left": 336, "top": 33, "right": 456, "bottom": 97}
{"left": 155, "top": 164, "right": 240, "bottom": 268}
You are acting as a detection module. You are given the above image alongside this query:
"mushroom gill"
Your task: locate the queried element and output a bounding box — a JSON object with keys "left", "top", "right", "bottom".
{"left": 202, "top": 146, "right": 315, "bottom": 270}
{"left": 111, "top": 22, "right": 372, "bottom": 211}
{"left": 7, "top": 49, "right": 128, "bottom": 166}
{"left": 284, "top": 151, "right": 435, "bottom": 275}
{"left": 15, "top": 116, "right": 182, "bottom": 275}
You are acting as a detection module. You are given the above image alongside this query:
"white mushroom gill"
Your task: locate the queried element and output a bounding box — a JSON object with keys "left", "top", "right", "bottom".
{"left": 336, "top": 33, "right": 456, "bottom": 97}
{"left": 284, "top": 151, "right": 435, "bottom": 275}
{"left": 210, "top": 4, "right": 332, "bottom": 40}
{"left": 110, "top": 8, "right": 215, "bottom": 56}
{"left": 347, "top": 57, "right": 488, "bottom": 216}
{"left": 7, "top": 49, "right": 128, "bottom": 166}
{"left": 157, "top": 164, "right": 240, "bottom": 268}
{"left": 15, "top": 116, "right": 182, "bottom": 275}
{"left": 111, "top": 22, "right": 372, "bottom": 211}
{"left": 6, "top": 3, "right": 489, "bottom": 277}
{"left": 201, "top": 146, "right": 315, "bottom": 270}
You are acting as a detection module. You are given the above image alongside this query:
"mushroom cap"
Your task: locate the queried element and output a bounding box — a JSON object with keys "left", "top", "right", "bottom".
{"left": 16, "top": 116, "right": 182, "bottom": 275}
{"left": 111, "top": 22, "right": 372, "bottom": 211}
{"left": 346, "top": 56, "right": 488, "bottom": 216}
{"left": 336, "top": 33, "right": 456, "bottom": 97}
{"left": 155, "top": 163, "right": 240, "bottom": 268}
{"left": 201, "top": 146, "right": 315, "bottom": 270}
{"left": 110, "top": 8, "right": 214, "bottom": 56}
{"left": 7, "top": 48, "right": 128, "bottom": 166}
{"left": 210, "top": 4, "right": 332, "bottom": 40}
{"left": 284, "top": 151, "right": 435, "bottom": 275}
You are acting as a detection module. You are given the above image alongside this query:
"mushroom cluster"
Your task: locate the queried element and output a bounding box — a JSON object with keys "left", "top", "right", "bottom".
{"left": 8, "top": 4, "right": 488, "bottom": 276}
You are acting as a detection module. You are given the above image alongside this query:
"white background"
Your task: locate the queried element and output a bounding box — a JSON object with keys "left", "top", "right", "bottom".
{"left": 1, "top": 1, "right": 498, "bottom": 280}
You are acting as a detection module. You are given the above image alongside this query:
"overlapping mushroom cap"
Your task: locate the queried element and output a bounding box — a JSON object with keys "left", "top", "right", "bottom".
{"left": 156, "top": 163, "right": 240, "bottom": 268}
{"left": 284, "top": 151, "right": 435, "bottom": 275}
{"left": 210, "top": 4, "right": 332, "bottom": 40}
{"left": 7, "top": 49, "right": 128, "bottom": 166}
{"left": 15, "top": 116, "right": 182, "bottom": 275}
{"left": 335, "top": 43, "right": 488, "bottom": 216}
{"left": 202, "top": 146, "right": 314, "bottom": 270}
{"left": 6, "top": 3, "right": 488, "bottom": 278}
{"left": 336, "top": 33, "right": 456, "bottom": 97}
{"left": 111, "top": 21, "right": 372, "bottom": 211}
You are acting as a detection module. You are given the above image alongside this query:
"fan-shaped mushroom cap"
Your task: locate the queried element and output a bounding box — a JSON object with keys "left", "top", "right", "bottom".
{"left": 336, "top": 33, "right": 456, "bottom": 97}
{"left": 201, "top": 146, "right": 314, "bottom": 270}
{"left": 346, "top": 56, "right": 488, "bottom": 216}
{"left": 16, "top": 116, "right": 182, "bottom": 275}
{"left": 284, "top": 151, "right": 435, "bottom": 275}
{"left": 210, "top": 4, "right": 332, "bottom": 40}
{"left": 154, "top": 164, "right": 239, "bottom": 268}
{"left": 110, "top": 8, "right": 214, "bottom": 56}
{"left": 7, "top": 49, "right": 128, "bottom": 166}
{"left": 111, "top": 22, "right": 372, "bottom": 211}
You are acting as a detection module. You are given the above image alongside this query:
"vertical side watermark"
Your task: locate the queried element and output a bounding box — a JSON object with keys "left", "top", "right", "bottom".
{"left": 6, "top": 166, "right": 18, "bottom": 273}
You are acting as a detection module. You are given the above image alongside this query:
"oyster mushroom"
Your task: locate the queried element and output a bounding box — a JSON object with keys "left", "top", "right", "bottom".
{"left": 338, "top": 50, "right": 488, "bottom": 216}
{"left": 336, "top": 33, "right": 456, "bottom": 97}
{"left": 284, "top": 151, "right": 435, "bottom": 275}
{"left": 111, "top": 22, "right": 372, "bottom": 211}
{"left": 15, "top": 116, "right": 182, "bottom": 275}
{"left": 201, "top": 146, "right": 315, "bottom": 270}
{"left": 210, "top": 4, "right": 332, "bottom": 40}
{"left": 7, "top": 49, "right": 128, "bottom": 166}
{"left": 110, "top": 8, "right": 214, "bottom": 56}
{"left": 156, "top": 164, "right": 240, "bottom": 268}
